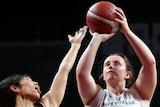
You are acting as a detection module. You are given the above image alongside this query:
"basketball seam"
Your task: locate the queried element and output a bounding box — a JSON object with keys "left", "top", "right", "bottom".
{"left": 87, "top": 11, "right": 119, "bottom": 32}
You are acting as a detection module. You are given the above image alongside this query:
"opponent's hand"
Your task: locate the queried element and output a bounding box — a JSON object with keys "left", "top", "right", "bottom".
{"left": 68, "top": 26, "right": 88, "bottom": 45}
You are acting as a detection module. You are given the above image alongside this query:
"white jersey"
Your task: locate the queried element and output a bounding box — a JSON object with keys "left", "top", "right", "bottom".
{"left": 88, "top": 88, "right": 148, "bottom": 107}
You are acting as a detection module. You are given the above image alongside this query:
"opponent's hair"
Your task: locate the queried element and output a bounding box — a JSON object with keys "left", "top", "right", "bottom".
{"left": 0, "top": 74, "right": 30, "bottom": 107}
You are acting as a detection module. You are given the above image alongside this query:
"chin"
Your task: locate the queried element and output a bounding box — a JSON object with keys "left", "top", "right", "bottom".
{"left": 26, "top": 93, "right": 41, "bottom": 102}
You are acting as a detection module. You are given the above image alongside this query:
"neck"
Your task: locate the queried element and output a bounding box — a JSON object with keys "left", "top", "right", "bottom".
{"left": 16, "top": 95, "right": 34, "bottom": 107}
{"left": 106, "top": 82, "right": 126, "bottom": 95}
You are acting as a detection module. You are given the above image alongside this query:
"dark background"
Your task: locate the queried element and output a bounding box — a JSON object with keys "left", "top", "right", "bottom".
{"left": 0, "top": 0, "right": 160, "bottom": 42}
{"left": 0, "top": 0, "right": 159, "bottom": 106}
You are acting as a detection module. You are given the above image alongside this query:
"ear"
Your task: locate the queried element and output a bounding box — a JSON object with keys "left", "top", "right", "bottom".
{"left": 125, "top": 71, "right": 132, "bottom": 79}
{"left": 10, "top": 85, "right": 20, "bottom": 93}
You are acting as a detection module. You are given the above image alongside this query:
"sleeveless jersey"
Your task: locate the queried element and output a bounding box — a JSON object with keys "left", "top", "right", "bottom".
{"left": 88, "top": 88, "right": 148, "bottom": 107}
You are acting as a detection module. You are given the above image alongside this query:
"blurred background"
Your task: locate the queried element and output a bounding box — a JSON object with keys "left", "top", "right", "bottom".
{"left": 0, "top": 0, "right": 159, "bottom": 106}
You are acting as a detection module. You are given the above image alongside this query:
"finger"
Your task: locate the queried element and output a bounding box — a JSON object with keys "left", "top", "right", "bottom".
{"left": 68, "top": 35, "right": 72, "bottom": 39}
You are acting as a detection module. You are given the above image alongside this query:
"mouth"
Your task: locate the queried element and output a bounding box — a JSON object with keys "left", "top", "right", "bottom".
{"left": 106, "top": 70, "right": 114, "bottom": 73}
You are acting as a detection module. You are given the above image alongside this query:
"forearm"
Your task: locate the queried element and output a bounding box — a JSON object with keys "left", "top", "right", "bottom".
{"left": 48, "top": 44, "right": 81, "bottom": 106}
{"left": 124, "top": 30, "right": 156, "bottom": 66}
{"left": 76, "top": 36, "right": 102, "bottom": 75}
{"left": 59, "top": 43, "right": 81, "bottom": 72}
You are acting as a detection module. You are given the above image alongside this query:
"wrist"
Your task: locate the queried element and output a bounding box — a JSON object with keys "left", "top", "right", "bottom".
{"left": 71, "top": 43, "right": 81, "bottom": 47}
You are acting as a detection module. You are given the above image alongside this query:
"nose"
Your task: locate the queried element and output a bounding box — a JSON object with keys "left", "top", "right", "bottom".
{"left": 34, "top": 81, "right": 38, "bottom": 85}
{"left": 109, "top": 63, "right": 113, "bottom": 69}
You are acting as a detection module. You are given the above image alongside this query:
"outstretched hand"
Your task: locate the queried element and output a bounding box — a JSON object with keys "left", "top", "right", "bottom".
{"left": 68, "top": 26, "right": 88, "bottom": 45}
{"left": 89, "top": 30, "right": 115, "bottom": 42}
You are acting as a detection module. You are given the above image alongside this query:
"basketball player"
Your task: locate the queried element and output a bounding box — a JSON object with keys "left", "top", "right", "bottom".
{"left": 0, "top": 26, "right": 88, "bottom": 107}
{"left": 76, "top": 7, "right": 157, "bottom": 107}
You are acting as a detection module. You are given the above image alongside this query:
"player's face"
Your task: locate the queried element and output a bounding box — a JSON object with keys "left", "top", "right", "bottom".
{"left": 103, "top": 55, "right": 128, "bottom": 83}
{"left": 18, "top": 77, "right": 41, "bottom": 101}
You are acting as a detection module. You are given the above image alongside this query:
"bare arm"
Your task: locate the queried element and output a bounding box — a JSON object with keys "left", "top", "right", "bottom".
{"left": 76, "top": 31, "right": 115, "bottom": 104}
{"left": 41, "top": 26, "right": 88, "bottom": 107}
{"left": 115, "top": 7, "right": 157, "bottom": 103}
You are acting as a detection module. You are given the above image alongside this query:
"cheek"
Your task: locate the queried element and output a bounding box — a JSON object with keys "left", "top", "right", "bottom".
{"left": 20, "top": 85, "right": 40, "bottom": 101}
{"left": 20, "top": 85, "right": 32, "bottom": 95}
{"left": 20, "top": 83, "right": 35, "bottom": 95}
{"left": 118, "top": 66, "right": 126, "bottom": 72}
{"left": 117, "top": 68, "right": 127, "bottom": 76}
{"left": 103, "top": 66, "right": 108, "bottom": 73}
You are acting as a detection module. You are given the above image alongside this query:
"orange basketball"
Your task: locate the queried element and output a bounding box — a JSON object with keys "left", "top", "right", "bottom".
{"left": 86, "top": 1, "right": 119, "bottom": 34}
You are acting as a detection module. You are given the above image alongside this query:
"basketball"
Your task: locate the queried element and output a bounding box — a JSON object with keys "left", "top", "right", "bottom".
{"left": 86, "top": 1, "right": 119, "bottom": 34}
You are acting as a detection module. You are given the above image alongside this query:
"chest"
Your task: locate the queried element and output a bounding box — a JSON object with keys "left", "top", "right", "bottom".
{"left": 101, "top": 90, "right": 146, "bottom": 107}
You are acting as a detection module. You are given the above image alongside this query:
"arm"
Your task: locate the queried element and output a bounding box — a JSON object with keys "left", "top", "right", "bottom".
{"left": 41, "top": 26, "right": 88, "bottom": 107}
{"left": 115, "top": 8, "right": 157, "bottom": 103}
{"left": 76, "top": 31, "right": 115, "bottom": 104}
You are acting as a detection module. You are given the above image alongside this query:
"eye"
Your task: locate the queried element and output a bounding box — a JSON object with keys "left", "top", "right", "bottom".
{"left": 105, "top": 62, "right": 110, "bottom": 66}
{"left": 114, "top": 61, "right": 120, "bottom": 66}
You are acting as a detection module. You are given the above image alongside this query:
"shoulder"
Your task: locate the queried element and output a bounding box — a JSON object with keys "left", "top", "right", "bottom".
{"left": 88, "top": 89, "right": 106, "bottom": 107}
{"left": 124, "top": 87, "right": 146, "bottom": 101}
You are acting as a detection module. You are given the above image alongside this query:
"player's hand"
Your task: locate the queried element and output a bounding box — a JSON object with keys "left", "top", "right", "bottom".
{"left": 89, "top": 30, "right": 115, "bottom": 42}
